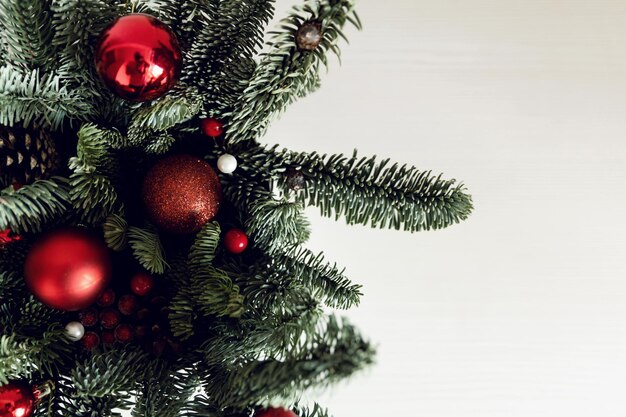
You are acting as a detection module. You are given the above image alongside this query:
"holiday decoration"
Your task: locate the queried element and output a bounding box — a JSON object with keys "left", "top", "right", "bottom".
{"left": 224, "top": 228, "right": 249, "bottom": 254}
{"left": 217, "top": 153, "right": 237, "bottom": 174}
{"left": 0, "top": 380, "right": 35, "bottom": 417}
{"left": 130, "top": 272, "right": 154, "bottom": 296}
{"left": 0, "top": 1, "right": 473, "bottom": 415}
{"left": 142, "top": 154, "right": 222, "bottom": 234}
{"left": 201, "top": 118, "right": 225, "bottom": 138}
{"left": 94, "top": 14, "right": 182, "bottom": 102}
{"left": 0, "top": 229, "right": 21, "bottom": 248}
{"left": 24, "top": 229, "right": 112, "bottom": 311}
{"left": 65, "top": 321, "right": 85, "bottom": 341}
{"left": 255, "top": 408, "right": 298, "bottom": 417}
{"left": 0, "top": 124, "right": 60, "bottom": 186}
{"left": 296, "top": 21, "right": 323, "bottom": 51}
{"left": 82, "top": 332, "right": 100, "bottom": 350}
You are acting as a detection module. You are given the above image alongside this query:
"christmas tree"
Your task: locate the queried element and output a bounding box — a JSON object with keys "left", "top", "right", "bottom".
{"left": 0, "top": 1, "right": 473, "bottom": 416}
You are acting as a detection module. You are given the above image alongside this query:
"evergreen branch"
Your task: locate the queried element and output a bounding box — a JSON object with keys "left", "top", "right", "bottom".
{"left": 0, "top": 66, "right": 92, "bottom": 129}
{"left": 103, "top": 214, "right": 128, "bottom": 251}
{"left": 127, "top": 224, "right": 168, "bottom": 274}
{"left": 0, "top": 0, "right": 56, "bottom": 69}
{"left": 293, "top": 403, "right": 333, "bottom": 417}
{"left": 69, "top": 173, "right": 118, "bottom": 225}
{"left": 246, "top": 198, "right": 310, "bottom": 254}
{"left": 188, "top": 221, "right": 221, "bottom": 270}
{"left": 0, "top": 177, "right": 70, "bottom": 233}
{"left": 225, "top": 0, "right": 359, "bottom": 145}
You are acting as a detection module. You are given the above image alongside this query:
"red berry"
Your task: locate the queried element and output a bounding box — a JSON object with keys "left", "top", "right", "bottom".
{"left": 100, "top": 308, "right": 120, "bottom": 329}
{"left": 118, "top": 294, "right": 137, "bottom": 315}
{"left": 79, "top": 308, "right": 99, "bottom": 327}
{"left": 101, "top": 330, "right": 116, "bottom": 345}
{"left": 115, "top": 324, "right": 134, "bottom": 343}
{"left": 224, "top": 228, "right": 248, "bottom": 254}
{"left": 201, "top": 118, "right": 225, "bottom": 138}
{"left": 255, "top": 408, "right": 298, "bottom": 417}
{"left": 82, "top": 331, "right": 100, "bottom": 350}
{"left": 0, "top": 229, "right": 22, "bottom": 247}
{"left": 97, "top": 288, "right": 116, "bottom": 307}
{"left": 130, "top": 272, "right": 154, "bottom": 296}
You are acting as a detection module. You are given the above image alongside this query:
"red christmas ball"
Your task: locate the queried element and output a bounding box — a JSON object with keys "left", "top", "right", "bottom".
{"left": 115, "top": 324, "right": 134, "bottom": 343}
{"left": 0, "top": 380, "right": 35, "bottom": 417}
{"left": 101, "top": 330, "right": 116, "bottom": 345}
{"left": 224, "top": 228, "right": 248, "bottom": 254}
{"left": 79, "top": 308, "right": 99, "bottom": 327}
{"left": 255, "top": 408, "right": 297, "bottom": 417}
{"left": 82, "top": 331, "right": 100, "bottom": 350}
{"left": 24, "top": 229, "right": 111, "bottom": 311}
{"left": 94, "top": 13, "right": 182, "bottom": 102}
{"left": 130, "top": 272, "right": 154, "bottom": 296}
{"left": 142, "top": 155, "right": 222, "bottom": 234}
{"left": 201, "top": 118, "right": 225, "bottom": 138}
{"left": 96, "top": 288, "right": 116, "bottom": 307}
{"left": 100, "top": 308, "right": 121, "bottom": 329}
{"left": 118, "top": 294, "right": 138, "bottom": 315}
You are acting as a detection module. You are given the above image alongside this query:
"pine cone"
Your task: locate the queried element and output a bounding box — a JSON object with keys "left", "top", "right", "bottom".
{"left": 0, "top": 124, "right": 60, "bottom": 186}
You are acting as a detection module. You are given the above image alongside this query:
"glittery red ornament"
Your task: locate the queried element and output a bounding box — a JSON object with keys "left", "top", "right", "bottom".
{"left": 224, "top": 228, "right": 248, "bottom": 254}
{"left": 118, "top": 294, "right": 138, "bottom": 315}
{"left": 142, "top": 155, "right": 222, "bottom": 234}
{"left": 201, "top": 118, "right": 225, "bottom": 138}
{"left": 79, "top": 308, "right": 99, "bottom": 327}
{"left": 94, "top": 14, "right": 182, "bottom": 102}
{"left": 97, "top": 288, "right": 116, "bottom": 307}
{"left": 130, "top": 272, "right": 154, "bottom": 296}
{"left": 82, "top": 331, "right": 100, "bottom": 350}
{"left": 0, "top": 229, "right": 21, "bottom": 248}
{"left": 255, "top": 408, "right": 298, "bottom": 417}
{"left": 100, "top": 308, "right": 121, "bottom": 329}
{"left": 115, "top": 324, "right": 134, "bottom": 343}
{"left": 24, "top": 229, "right": 111, "bottom": 311}
{"left": 0, "top": 380, "right": 35, "bottom": 417}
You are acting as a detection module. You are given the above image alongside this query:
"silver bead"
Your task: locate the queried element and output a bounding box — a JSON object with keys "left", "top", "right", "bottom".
{"left": 65, "top": 321, "right": 85, "bottom": 341}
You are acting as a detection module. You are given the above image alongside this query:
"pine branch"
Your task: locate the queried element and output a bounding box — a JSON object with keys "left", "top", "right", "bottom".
{"left": 246, "top": 198, "right": 310, "bottom": 254}
{"left": 103, "top": 214, "right": 129, "bottom": 251}
{"left": 225, "top": 0, "right": 359, "bottom": 145}
{"left": 0, "top": 0, "right": 56, "bottom": 69}
{"left": 0, "top": 177, "right": 71, "bottom": 233}
{"left": 127, "top": 223, "right": 168, "bottom": 274}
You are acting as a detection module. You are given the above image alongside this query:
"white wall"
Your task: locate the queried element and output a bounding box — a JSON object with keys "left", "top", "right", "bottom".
{"left": 269, "top": 0, "right": 626, "bottom": 416}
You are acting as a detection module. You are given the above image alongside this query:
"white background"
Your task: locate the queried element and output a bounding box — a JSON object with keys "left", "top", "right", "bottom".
{"left": 269, "top": 0, "right": 626, "bottom": 416}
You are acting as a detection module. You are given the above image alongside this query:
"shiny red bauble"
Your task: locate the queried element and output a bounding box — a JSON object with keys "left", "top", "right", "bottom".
{"left": 0, "top": 380, "right": 35, "bottom": 417}
{"left": 255, "top": 408, "right": 297, "bottom": 417}
{"left": 142, "top": 155, "right": 222, "bottom": 234}
{"left": 94, "top": 13, "right": 182, "bottom": 102}
{"left": 224, "top": 228, "right": 249, "bottom": 254}
{"left": 130, "top": 272, "right": 154, "bottom": 296}
{"left": 201, "top": 118, "right": 225, "bottom": 138}
{"left": 24, "top": 229, "right": 111, "bottom": 311}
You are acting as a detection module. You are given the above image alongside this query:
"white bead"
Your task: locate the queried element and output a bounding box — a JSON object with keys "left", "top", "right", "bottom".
{"left": 65, "top": 321, "right": 85, "bottom": 341}
{"left": 217, "top": 153, "right": 237, "bottom": 174}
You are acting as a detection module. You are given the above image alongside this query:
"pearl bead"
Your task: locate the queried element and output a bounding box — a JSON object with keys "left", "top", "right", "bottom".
{"left": 217, "top": 154, "right": 237, "bottom": 174}
{"left": 65, "top": 321, "right": 85, "bottom": 341}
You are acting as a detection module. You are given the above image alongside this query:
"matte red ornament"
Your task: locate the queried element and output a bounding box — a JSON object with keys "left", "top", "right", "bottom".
{"left": 130, "top": 272, "right": 154, "bottom": 296}
{"left": 201, "top": 118, "right": 225, "bottom": 138}
{"left": 82, "top": 331, "right": 100, "bottom": 350}
{"left": 115, "top": 324, "right": 134, "bottom": 343}
{"left": 79, "top": 308, "right": 99, "bottom": 327}
{"left": 0, "top": 229, "right": 21, "bottom": 248}
{"left": 24, "top": 229, "right": 111, "bottom": 311}
{"left": 142, "top": 154, "right": 222, "bottom": 234}
{"left": 118, "top": 294, "right": 138, "bottom": 315}
{"left": 224, "top": 228, "right": 248, "bottom": 254}
{"left": 255, "top": 408, "right": 298, "bottom": 417}
{"left": 97, "top": 288, "right": 116, "bottom": 307}
{"left": 100, "top": 308, "right": 121, "bottom": 329}
{"left": 94, "top": 13, "right": 182, "bottom": 102}
{"left": 0, "top": 380, "right": 35, "bottom": 417}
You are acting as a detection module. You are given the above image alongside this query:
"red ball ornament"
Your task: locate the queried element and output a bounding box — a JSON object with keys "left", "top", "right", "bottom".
{"left": 96, "top": 288, "right": 116, "bottom": 307}
{"left": 118, "top": 294, "right": 138, "bottom": 315}
{"left": 255, "top": 408, "right": 298, "bottom": 417}
{"left": 130, "top": 272, "right": 154, "bottom": 296}
{"left": 201, "top": 118, "right": 225, "bottom": 138}
{"left": 115, "top": 324, "right": 134, "bottom": 343}
{"left": 0, "top": 380, "right": 35, "bottom": 417}
{"left": 24, "top": 229, "right": 111, "bottom": 311}
{"left": 79, "top": 308, "right": 99, "bottom": 327}
{"left": 101, "top": 330, "right": 116, "bottom": 345}
{"left": 142, "top": 155, "right": 222, "bottom": 234}
{"left": 82, "top": 331, "right": 100, "bottom": 350}
{"left": 100, "top": 308, "right": 121, "bottom": 329}
{"left": 224, "top": 228, "right": 248, "bottom": 254}
{"left": 94, "top": 13, "right": 182, "bottom": 102}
